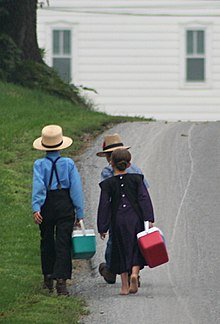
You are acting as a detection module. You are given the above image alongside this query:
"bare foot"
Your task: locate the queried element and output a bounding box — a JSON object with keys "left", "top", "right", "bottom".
{"left": 120, "top": 287, "right": 129, "bottom": 295}
{"left": 129, "top": 275, "right": 138, "bottom": 294}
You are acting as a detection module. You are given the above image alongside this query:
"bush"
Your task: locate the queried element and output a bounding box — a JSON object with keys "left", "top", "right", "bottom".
{"left": 0, "top": 34, "right": 91, "bottom": 108}
{"left": 11, "top": 60, "right": 89, "bottom": 108}
{"left": 0, "top": 33, "right": 22, "bottom": 80}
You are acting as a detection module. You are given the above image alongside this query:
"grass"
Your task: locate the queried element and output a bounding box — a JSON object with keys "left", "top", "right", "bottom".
{"left": 0, "top": 81, "right": 146, "bottom": 323}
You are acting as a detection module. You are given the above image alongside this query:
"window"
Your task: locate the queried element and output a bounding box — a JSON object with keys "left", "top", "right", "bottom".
{"left": 186, "top": 30, "right": 205, "bottom": 82}
{"left": 52, "top": 30, "right": 71, "bottom": 83}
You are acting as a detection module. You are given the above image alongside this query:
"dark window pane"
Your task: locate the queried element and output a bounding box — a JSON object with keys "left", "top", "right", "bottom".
{"left": 186, "top": 58, "right": 205, "bottom": 81}
{"left": 197, "top": 30, "right": 205, "bottom": 54}
{"left": 187, "top": 31, "right": 194, "bottom": 54}
{"left": 63, "top": 30, "right": 71, "bottom": 54}
{"left": 53, "top": 58, "right": 71, "bottom": 83}
{"left": 53, "top": 30, "right": 60, "bottom": 54}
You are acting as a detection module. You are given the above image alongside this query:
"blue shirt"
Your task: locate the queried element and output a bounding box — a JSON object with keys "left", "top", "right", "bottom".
{"left": 101, "top": 163, "right": 149, "bottom": 188}
{"left": 32, "top": 151, "right": 84, "bottom": 218}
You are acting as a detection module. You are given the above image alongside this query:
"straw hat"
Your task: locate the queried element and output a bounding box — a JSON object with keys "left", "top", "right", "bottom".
{"left": 96, "top": 133, "right": 130, "bottom": 157}
{"left": 33, "top": 125, "right": 73, "bottom": 151}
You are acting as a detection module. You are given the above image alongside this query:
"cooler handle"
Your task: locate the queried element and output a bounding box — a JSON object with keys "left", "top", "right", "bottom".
{"left": 79, "top": 219, "right": 86, "bottom": 236}
{"left": 144, "top": 221, "right": 149, "bottom": 233}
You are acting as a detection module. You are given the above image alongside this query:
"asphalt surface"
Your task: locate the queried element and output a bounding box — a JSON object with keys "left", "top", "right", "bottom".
{"left": 70, "top": 121, "right": 220, "bottom": 324}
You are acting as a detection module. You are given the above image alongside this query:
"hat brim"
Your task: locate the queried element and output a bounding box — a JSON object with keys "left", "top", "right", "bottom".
{"left": 96, "top": 145, "right": 130, "bottom": 157}
{"left": 33, "top": 136, "right": 73, "bottom": 151}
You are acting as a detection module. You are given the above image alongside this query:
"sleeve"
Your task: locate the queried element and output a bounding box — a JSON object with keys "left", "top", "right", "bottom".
{"left": 128, "top": 163, "right": 150, "bottom": 189}
{"left": 138, "top": 181, "right": 154, "bottom": 222}
{"left": 101, "top": 165, "right": 114, "bottom": 181}
{"left": 69, "top": 161, "right": 84, "bottom": 219}
{"left": 32, "top": 160, "right": 47, "bottom": 213}
{"left": 97, "top": 183, "right": 111, "bottom": 233}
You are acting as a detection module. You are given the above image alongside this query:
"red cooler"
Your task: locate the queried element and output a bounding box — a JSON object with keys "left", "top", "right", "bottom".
{"left": 137, "top": 223, "right": 169, "bottom": 268}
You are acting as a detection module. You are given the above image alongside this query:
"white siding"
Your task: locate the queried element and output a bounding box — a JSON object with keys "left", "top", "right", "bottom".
{"left": 37, "top": 1, "right": 220, "bottom": 120}
{"left": 40, "top": 1, "right": 220, "bottom": 8}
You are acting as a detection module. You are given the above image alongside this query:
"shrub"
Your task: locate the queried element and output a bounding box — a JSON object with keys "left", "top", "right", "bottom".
{"left": 0, "top": 33, "right": 22, "bottom": 80}
{"left": 11, "top": 60, "right": 89, "bottom": 107}
{"left": 0, "top": 34, "right": 92, "bottom": 108}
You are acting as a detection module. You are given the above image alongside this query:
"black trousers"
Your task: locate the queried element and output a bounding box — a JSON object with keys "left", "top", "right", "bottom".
{"left": 39, "top": 189, "right": 75, "bottom": 279}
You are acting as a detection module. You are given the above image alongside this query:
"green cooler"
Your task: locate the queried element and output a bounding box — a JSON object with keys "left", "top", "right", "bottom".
{"left": 72, "top": 221, "right": 96, "bottom": 259}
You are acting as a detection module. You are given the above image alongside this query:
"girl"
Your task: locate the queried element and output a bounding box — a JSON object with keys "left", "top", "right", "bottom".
{"left": 96, "top": 133, "right": 149, "bottom": 286}
{"left": 97, "top": 149, "right": 154, "bottom": 295}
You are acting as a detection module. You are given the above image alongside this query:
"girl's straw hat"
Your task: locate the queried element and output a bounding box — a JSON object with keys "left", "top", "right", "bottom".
{"left": 96, "top": 133, "right": 130, "bottom": 157}
{"left": 33, "top": 125, "right": 73, "bottom": 151}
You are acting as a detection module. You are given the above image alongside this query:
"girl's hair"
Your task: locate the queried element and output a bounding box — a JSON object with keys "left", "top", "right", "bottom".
{"left": 111, "top": 149, "right": 131, "bottom": 171}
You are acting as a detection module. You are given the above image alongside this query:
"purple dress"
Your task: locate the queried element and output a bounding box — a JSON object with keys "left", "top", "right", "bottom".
{"left": 97, "top": 173, "right": 154, "bottom": 275}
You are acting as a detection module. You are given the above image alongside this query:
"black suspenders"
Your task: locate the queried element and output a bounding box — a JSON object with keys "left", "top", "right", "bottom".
{"left": 46, "top": 156, "right": 62, "bottom": 190}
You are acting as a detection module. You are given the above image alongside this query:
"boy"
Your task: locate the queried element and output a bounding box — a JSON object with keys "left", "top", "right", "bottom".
{"left": 32, "top": 125, "right": 84, "bottom": 296}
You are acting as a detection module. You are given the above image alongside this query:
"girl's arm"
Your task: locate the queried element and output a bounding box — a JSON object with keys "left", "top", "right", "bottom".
{"left": 97, "top": 189, "right": 111, "bottom": 234}
{"left": 138, "top": 181, "right": 155, "bottom": 223}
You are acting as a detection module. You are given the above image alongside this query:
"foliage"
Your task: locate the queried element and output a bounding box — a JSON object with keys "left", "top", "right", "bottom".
{"left": 0, "top": 34, "right": 22, "bottom": 81}
{"left": 0, "top": 33, "right": 91, "bottom": 108}
{"left": 11, "top": 60, "right": 90, "bottom": 107}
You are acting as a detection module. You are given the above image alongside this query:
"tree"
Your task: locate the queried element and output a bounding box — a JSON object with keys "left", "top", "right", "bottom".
{"left": 0, "top": 0, "right": 88, "bottom": 107}
{"left": 0, "top": 0, "right": 42, "bottom": 62}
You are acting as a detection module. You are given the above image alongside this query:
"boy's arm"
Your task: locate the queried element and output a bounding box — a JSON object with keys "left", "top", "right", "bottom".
{"left": 69, "top": 161, "right": 84, "bottom": 220}
{"left": 32, "top": 161, "right": 47, "bottom": 214}
{"left": 127, "top": 163, "right": 150, "bottom": 188}
{"left": 101, "top": 165, "right": 114, "bottom": 181}
{"left": 33, "top": 211, "right": 43, "bottom": 224}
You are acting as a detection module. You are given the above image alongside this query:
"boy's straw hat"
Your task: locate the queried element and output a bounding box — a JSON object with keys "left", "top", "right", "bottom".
{"left": 96, "top": 133, "right": 130, "bottom": 157}
{"left": 33, "top": 125, "right": 73, "bottom": 151}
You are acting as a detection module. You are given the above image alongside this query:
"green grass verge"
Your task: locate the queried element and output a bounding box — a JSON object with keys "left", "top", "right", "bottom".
{"left": 0, "top": 81, "right": 146, "bottom": 323}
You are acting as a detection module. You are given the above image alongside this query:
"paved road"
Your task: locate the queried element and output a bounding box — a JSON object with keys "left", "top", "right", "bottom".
{"left": 71, "top": 121, "right": 220, "bottom": 324}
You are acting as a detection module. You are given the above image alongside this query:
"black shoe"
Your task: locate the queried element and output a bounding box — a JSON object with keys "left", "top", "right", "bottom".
{"left": 99, "top": 263, "right": 116, "bottom": 284}
{"left": 43, "top": 274, "right": 54, "bottom": 293}
{"left": 56, "top": 279, "right": 69, "bottom": 296}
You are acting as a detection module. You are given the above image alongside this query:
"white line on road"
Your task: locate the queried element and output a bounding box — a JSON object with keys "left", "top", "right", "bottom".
{"left": 167, "top": 123, "right": 196, "bottom": 324}
{"left": 170, "top": 123, "right": 195, "bottom": 246}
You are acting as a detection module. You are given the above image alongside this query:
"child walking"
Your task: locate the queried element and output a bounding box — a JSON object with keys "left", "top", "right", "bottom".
{"left": 96, "top": 133, "right": 149, "bottom": 285}
{"left": 32, "top": 125, "right": 84, "bottom": 296}
{"left": 97, "top": 149, "right": 154, "bottom": 295}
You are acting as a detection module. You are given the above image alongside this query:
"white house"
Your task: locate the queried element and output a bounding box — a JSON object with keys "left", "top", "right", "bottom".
{"left": 37, "top": 0, "right": 220, "bottom": 121}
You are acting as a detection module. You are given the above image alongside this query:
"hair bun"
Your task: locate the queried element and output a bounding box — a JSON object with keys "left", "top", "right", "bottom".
{"left": 116, "top": 160, "right": 127, "bottom": 171}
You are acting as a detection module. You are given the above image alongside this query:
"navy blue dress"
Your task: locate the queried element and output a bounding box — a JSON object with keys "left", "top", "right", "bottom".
{"left": 97, "top": 173, "right": 154, "bottom": 275}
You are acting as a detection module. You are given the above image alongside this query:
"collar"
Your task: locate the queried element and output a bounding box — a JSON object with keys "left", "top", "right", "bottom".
{"left": 46, "top": 151, "right": 61, "bottom": 159}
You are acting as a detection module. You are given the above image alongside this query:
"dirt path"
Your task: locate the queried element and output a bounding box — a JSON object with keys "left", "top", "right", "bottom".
{"left": 70, "top": 121, "right": 220, "bottom": 324}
